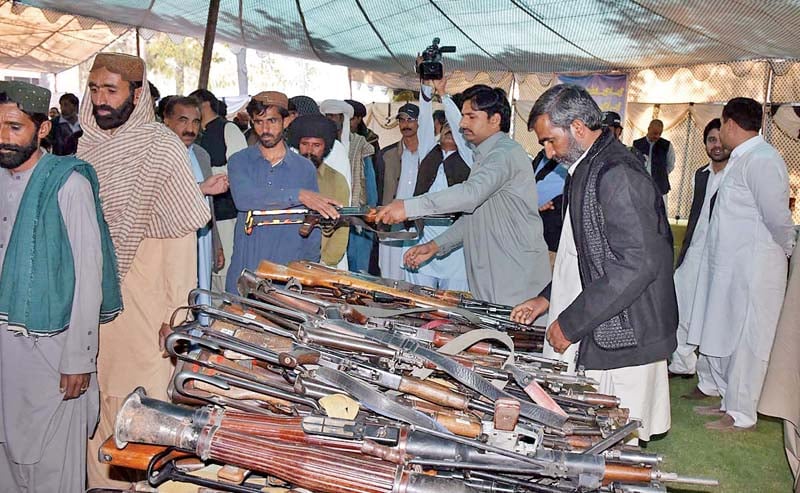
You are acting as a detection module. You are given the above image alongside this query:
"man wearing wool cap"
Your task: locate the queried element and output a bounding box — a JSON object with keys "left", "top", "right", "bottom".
{"left": 0, "top": 80, "right": 121, "bottom": 493}
{"left": 226, "top": 91, "right": 340, "bottom": 293}
{"left": 76, "top": 53, "right": 211, "bottom": 488}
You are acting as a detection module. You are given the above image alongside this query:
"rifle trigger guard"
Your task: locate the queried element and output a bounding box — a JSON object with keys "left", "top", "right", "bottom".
{"left": 165, "top": 332, "right": 220, "bottom": 358}
{"left": 285, "top": 277, "right": 304, "bottom": 293}
{"left": 174, "top": 370, "right": 231, "bottom": 394}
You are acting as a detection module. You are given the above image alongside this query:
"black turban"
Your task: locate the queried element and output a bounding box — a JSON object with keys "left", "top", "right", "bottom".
{"left": 288, "top": 95, "right": 320, "bottom": 116}
{"left": 287, "top": 114, "right": 338, "bottom": 158}
{"left": 345, "top": 99, "right": 367, "bottom": 118}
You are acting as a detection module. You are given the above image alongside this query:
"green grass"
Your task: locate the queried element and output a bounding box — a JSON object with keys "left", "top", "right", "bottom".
{"left": 646, "top": 376, "right": 794, "bottom": 492}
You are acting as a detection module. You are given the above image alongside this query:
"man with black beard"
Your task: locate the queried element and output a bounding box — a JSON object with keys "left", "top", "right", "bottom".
{"left": 77, "top": 53, "right": 211, "bottom": 488}
{"left": 0, "top": 81, "right": 121, "bottom": 492}
{"left": 512, "top": 84, "right": 677, "bottom": 444}
{"left": 669, "top": 118, "right": 729, "bottom": 392}
{"left": 288, "top": 114, "right": 350, "bottom": 267}
{"left": 225, "top": 91, "right": 340, "bottom": 293}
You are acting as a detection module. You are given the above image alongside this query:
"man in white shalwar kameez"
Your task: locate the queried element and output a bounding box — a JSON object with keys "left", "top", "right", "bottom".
{"left": 668, "top": 119, "right": 728, "bottom": 401}
{"left": 688, "top": 97, "right": 795, "bottom": 431}
{"left": 512, "top": 84, "right": 677, "bottom": 442}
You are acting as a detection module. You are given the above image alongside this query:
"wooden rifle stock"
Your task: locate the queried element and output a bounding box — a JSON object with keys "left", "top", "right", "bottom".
{"left": 98, "top": 436, "right": 196, "bottom": 471}
{"left": 397, "top": 375, "right": 469, "bottom": 411}
{"left": 255, "top": 260, "right": 457, "bottom": 310}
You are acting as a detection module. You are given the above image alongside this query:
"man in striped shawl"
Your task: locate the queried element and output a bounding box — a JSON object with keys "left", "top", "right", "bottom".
{"left": 76, "top": 53, "right": 211, "bottom": 488}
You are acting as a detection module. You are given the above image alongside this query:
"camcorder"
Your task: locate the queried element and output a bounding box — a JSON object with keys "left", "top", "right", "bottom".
{"left": 417, "top": 37, "right": 456, "bottom": 80}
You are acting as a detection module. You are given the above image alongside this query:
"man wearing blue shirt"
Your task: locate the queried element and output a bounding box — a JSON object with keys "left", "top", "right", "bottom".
{"left": 225, "top": 91, "right": 340, "bottom": 293}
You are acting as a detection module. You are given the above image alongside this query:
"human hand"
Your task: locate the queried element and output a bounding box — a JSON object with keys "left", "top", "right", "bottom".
{"left": 298, "top": 190, "right": 341, "bottom": 219}
{"left": 538, "top": 201, "right": 555, "bottom": 212}
{"left": 404, "top": 241, "right": 440, "bottom": 270}
{"left": 159, "top": 323, "right": 173, "bottom": 357}
{"left": 200, "top": 173, "right": 229, "bottom": 196}
{"left": 374, "top": 200, "right": 407, "bottom": 224}
{"left": 546, "top": 319, "right": 572, "bottom": 354}
{"left": 510, "top": 296, "right": 550, "bottom": 325}
{"left": 60, "top": 373, "right": 91, "bottom": 400}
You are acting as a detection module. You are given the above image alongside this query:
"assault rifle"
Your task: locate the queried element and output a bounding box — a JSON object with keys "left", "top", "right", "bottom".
{"left": 252, "top": 260, "right": 546, "bottom": 336}
{"left": 244, "top": 206, "right": 452, "bottom": 242}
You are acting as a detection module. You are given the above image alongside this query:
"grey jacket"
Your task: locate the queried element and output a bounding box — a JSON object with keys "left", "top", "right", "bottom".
{"left": 405, "top": 132, "right": 551, "bottom": 305}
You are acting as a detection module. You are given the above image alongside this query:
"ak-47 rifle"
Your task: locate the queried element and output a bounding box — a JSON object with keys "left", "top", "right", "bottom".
{"left": 244, "top": 206, "right": 439, "bottom": 242}
{"left": 253, "top": 261, "right": 544, "bottom": 336}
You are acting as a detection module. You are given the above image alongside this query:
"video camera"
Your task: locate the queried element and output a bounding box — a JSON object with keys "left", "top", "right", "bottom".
{"left": 417, "top": 37, "right": 456, "bottom": 80}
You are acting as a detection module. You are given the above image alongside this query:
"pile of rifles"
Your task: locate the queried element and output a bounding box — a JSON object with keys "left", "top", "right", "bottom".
{"left": 104, "top": 260, "right": 718, "bottom": 493}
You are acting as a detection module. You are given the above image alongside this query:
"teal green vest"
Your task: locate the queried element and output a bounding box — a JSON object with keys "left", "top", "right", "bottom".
{"left": 0, "top": 153, "right": 123, "bottom": 334}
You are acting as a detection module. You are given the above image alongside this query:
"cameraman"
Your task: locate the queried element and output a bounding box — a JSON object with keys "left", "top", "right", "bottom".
{"left": 402, "top": 77, "right": 473, "bottom": 291}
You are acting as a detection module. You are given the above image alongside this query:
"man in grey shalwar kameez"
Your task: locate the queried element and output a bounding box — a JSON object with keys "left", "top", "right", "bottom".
{"left": 376, "top": 84, "right": 550, "bottom": 304}
{"left": 0, "top": 81, "right": 119, "bottom": 492}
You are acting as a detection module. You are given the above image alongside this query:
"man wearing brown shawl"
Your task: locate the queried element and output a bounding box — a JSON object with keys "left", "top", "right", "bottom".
{"left": 76, "top": 53, "right": 210, "bottom": 488}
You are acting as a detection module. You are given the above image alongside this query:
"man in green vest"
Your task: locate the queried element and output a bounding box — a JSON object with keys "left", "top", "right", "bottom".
{"left": 0, "top": 80, "right": 121, "bottom": 492}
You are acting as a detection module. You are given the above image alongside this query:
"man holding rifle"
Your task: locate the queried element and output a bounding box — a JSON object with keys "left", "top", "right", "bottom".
{"left": 376, "top": 83, "right": 551, "bottom": 305}
{"left": 225, "top": 91, "right": 340, "bottom": 293}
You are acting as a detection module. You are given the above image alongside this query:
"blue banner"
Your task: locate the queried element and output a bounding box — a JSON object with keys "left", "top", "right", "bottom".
{"left": 557, "top": 74, "right": 628, "bottom": 121}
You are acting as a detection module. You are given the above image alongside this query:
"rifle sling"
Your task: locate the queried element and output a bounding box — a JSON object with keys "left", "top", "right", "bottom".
{"left": 323, "top": 320, "right": 567, "bottom": 429}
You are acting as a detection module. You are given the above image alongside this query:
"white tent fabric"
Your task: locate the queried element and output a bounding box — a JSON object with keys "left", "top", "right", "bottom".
{"left": 16, "top": 0, "right": 800, "bottom": 77}
{"left": 0, "top": 0, "right": 127, "bottom": 73}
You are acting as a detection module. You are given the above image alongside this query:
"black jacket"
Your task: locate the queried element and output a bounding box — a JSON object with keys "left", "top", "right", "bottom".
{"left": 633, "top": 137, "right": 671, "bottom": 195}
{"left": 198, "top": 117, "right": 240, "bottom": 221}
{"left": 676, "top": 165, "right": 715, "bottom": 269}
{"left": 48, "top": 117, "right": 82, "bottom": 156}
{"left": 542, "top": 130, "right": 677, "bottom": 370}
{"left": 414, "top": 144, "right": 470, "bottom": 196}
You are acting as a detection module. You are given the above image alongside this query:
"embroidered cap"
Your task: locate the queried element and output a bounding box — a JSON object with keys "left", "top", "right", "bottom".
{"left": 90, "top": 53, "right": 145, "bottom": 82}
{"left": 252, "top": 91, "right": 289, "bottom": 111}
{"left": 0, "top": 80, "right": 51, "bottom": 115}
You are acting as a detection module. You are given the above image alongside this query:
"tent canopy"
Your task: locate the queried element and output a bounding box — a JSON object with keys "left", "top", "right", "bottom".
{"left": 14, "top": 0, "right": 800, "bottom": 76}
{"left": 0, "top": 0, "right": 127, "bottom": 73}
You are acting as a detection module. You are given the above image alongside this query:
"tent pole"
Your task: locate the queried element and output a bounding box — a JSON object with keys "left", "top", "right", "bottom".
{"left": 135, "top": 27, "right": 140, "bottom": 58}
{"left": 509, "top": 74, "right": 518, "bottom": 138}
{"left": 198, "top": 0, "right": 222, "bottom": 90}
{"left": 348, "top": 67, "right": 353, "bottom": 100}
{"left": 762, "top": 62, "right": 775, "bottom": 143}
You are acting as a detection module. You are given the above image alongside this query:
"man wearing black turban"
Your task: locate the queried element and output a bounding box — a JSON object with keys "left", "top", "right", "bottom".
{"left": 288, "top": 114, "right": 350, "bottom": 267}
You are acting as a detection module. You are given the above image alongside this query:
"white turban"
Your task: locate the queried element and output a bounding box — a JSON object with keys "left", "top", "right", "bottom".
{"left": 319, "top": 99, "right": 354, "bottom": 156}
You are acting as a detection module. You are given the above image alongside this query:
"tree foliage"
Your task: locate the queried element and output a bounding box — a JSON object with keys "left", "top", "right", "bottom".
{"left": 145, "top": 33, "right": 224, "bottom": 95}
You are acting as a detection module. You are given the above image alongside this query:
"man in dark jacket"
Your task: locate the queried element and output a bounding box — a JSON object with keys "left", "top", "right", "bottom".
{"left": 632, "top": 119, "right": 674, "bottom": 198}
{"left": 188, "top": 88, "right": 247, "bottom": 291}
{"left": 512, "top": 84, "right": 677, "bottom": 442}
{"left": 48, "top": 93, "right": 82, "bottom": 155}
